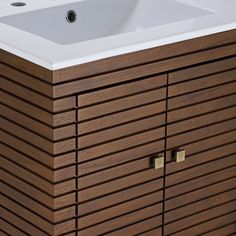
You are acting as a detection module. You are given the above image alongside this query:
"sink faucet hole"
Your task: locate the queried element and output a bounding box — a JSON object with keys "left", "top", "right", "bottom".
{"left": 11, "top": 2, "right": 26, "bottom": 7}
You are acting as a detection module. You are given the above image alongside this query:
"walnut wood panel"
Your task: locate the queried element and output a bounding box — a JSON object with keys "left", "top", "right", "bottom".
{"left": 165, "top": 56, "right": 236, "bottom": 235}
{"left": 1, "top": 29, "right": 236, "bottom": 235}
{"left": 78, "top": 101, "right": 166, "bottom": 135}
{"left": 0, "top": 207, "right": 47, "bottom": 236}
{"left": 78, "top": 190, "right": 163, "bottom": 230}
{"left": 0, "top": 218, "right": 27, "bottom": 236}
{"left": 169, "top": 56, "right": 236, "bottom": 84}
{"left": 77, "top": 177, "right": 163, "bottom": 217}
{"left": 78, "top": 140, "right": 164, "bottom": 177}
{"left": 166, "top": 165, "right": 236, "bottom": 200}
{"left": 164, "top": 195, "right": 236, "bottom": 236}
{"left": 166, "top": 148, "right": 236, "bottom": 186}
{"left": 167, "top": 129, "right": 236, "bottom": 162}
{"left": 78, "top": 74, "right": 166, "bottom": 107}
{"left": 78, "top": 203, "right": 163, "bottom": 236}
{"left": 203, "top": 222, "right": 236, "bottom": 236}
{"left": 78, "top": 127, "right": 165, "bottom": 163}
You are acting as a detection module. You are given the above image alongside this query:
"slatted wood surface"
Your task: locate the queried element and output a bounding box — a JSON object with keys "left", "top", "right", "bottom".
{"left": 163, "top": 57, "right": 236, "bottom": 236}
{"left": 1, "top": 29, "right": 236, "bottom": 235}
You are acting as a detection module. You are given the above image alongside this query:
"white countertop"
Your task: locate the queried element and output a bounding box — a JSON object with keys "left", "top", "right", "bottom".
{"left": 0, "top": 0, "right": 236, "bottom": 70}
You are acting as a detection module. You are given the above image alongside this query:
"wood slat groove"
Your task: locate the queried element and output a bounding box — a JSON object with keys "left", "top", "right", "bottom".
{"left": 1, "top": 207, "right": 48, "bottom": 236}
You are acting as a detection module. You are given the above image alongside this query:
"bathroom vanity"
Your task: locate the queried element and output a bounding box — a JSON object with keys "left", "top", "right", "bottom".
{"left": 0, "top": 0, "right": 236, "bottom": 235}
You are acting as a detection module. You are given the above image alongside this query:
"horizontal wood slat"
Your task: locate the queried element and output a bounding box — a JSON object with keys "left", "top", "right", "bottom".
{"left": 78, "top": 190, "right": 163, "bottom": 230}
{"left": 1, "top": 30, "right": 236, "bottom": 235}
{"left": 202, "top": 221, "right": 236, "bottom": 236}
{"left": 173, "top": 212, "right": 236, "bottom": 236}
{"left": 169, "top": 56, "right": 236, "bottom": 84}
{"left": 78, "top": 101, "right": 166, "bottom": 135}
{"left": 78, "top": 178, "right": 163, "bottom": 218}
{"left": 78, "top": 75, "right": 167, "bottom": 107}
{"left": 168, "top": 93, "right": 236, "bottom": 123}
{"left": 78, "top": 140, "right": 164, "bottom": 177}
{"left": 78, "top": 203, "right": 163, "bottom": 236}
{"left": 164, "top": 193, "right": 236, "bottom": 235}
{"left": 167, "top": 129, "right": 236, "bottom": 162}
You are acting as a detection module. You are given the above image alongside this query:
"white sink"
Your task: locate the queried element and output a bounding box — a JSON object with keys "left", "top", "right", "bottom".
{"left": 0, "top": 0, "right": 235, "bottom": 70}
{"left": 0, "top": 0, "right": 212, "bottom": 45}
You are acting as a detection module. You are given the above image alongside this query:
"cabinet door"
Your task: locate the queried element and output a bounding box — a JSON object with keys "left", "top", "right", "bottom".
{"left": 76, "top": 74, "right": 167, "bottom": 235}
{"left": 165, "top": 57, "right": 236, "bottom": 235}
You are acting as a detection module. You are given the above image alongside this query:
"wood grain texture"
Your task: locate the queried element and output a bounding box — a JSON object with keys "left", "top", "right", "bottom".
{"left": 1, "top": 29, "right": 236, "bottom": 235}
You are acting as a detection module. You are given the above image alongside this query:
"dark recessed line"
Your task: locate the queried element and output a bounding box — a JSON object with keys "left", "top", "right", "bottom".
{"left": 179, "top": 139, "right": 236, "bottom": 161}
{"left": 137, "top": 210, "right": 236, "bottom": 236}
{"left": 78, "top": 167, "right": 152, "bottom": 192}
{"left": 0, "top": 205, "right": 51, "bottom": 236}
{"left": 0, "top": 192, "right": 75, "bottom": 225}
{"left": 1, "top": 192, "right": 53, "bottom": 224}
{"left": 167, "top": 116, "right": 236, "bottom": 139}
{"left": 0, "top": 103, "right": 53, "bottom": 128}
{"left": 168, "top": 91, "right": 236, "bottom": 113}
{"left": 77, "top": 99, "right": 166, "bottom": 124}
{"left": 0, "top": 180, "right": 55, "bottom": 211}
{"left": 165, "top": 174, "right": 236, "bottom": 202}
{"left": 77, "top": 125, "right": 165, "bottom": 151}
{"left": 77, "top": 112, "right": 165, "bottom": 137}
{"left": 166, "top": 53, "right": 236, "bottom": 75}
{"left": 0, "top": 115, "right": 54, "bottom": 143}
{"left": 0, "top": 166, "right": 54, "bottom": 198}
{"left": 75, "top": 71, "right": 166, "bottom": 93}
{"left": 164, "top": 186, "right": 236, "bottom": 215}
{"left": 165, "top": 164, "right": 236, "bottom": 193}
{"left": 0, "top": 154, "right": 54, "bottom": 185}
{"left": 0, "top": 216, "right": 29, "bottom": 236}
{"left": 97, "top": 212, "right": 163, "bottom": 236}
{"left": 1, "top": 142, "right": 54, "bottom": 171}
{"left": 53, "top": 42, "right": 236, "bottom": 86}
{"left": 166, "top": 162, "right": 236, "bottom": 190}
{"left": 0, "top": 129, "right": 55, "bottom": 157}
{"left": 1, "top": 154, "right": 76, "bottom": 186}
{"left": 76, "top": 137, "right": 165, "bottom": 165}
{"left": 53, "top": 149, "right": 76, "bottom": 158}
{"left": 164, "top": 197, "right": 236, "bottom": 226}
{"left": 1, "top": 89, "right": 54, "bottom": 114}
{"left": 162, "top": 73, "right": 169, "bottom": 235}
{"left": 0, "top": 61, "right": 53, "bottom": 86}
{"left": 135, "top": 226, "right": 162, "bottom": 236}
{"left": 169, "top": 79, "right": 236, "bottom": 102}
{"left": 77, "top": 85, "right": 167, "bottom": 109}
{"left": 77, "top": 150, "right": 165, "bottom": 178}
{"left": 0, "top": 229, "right": 10, "bottom": 236}
{"left": 0, "top": 115, "right": 76, "bottom": 144}
{"left": 166, "top": 128, "right": 236, "bottom": 153}
{"left": 167, "top": 104, "right": 236, "bottom": 126}
{"left": 76, "top": 177, "right": 164, "bottom": 205}
{"left": 1, "top": 74, "right": 53, "bottom": 100}
{"left": 202, "top": 220, "right": 236, "bottom": 235}
{"left": 166, "top": 149, "right": 236, "bottom": 176}
{"left": 166, "top": 165, "right": 236, "bottom": 194}
{"left": 75, "top": 95, "right": 79, "bottom": 234}
{"left": 53, "top": 190, "right": 76, "bottom": 199}
{"left": 168, "top": 66, "right": 236, "bottom": 87}
{"left": 78, "top": 200, "right": 163, "bottom": 231}
{"left": 164, "top": 203, "right": 236, "bottom": 235}
{"left": 78, "top": 188, "right": 163, "bottom": 218}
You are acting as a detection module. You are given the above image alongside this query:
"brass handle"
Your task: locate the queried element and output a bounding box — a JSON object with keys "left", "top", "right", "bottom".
{"left": 153, "top": 154, "right": 164, "bottom": 169}
{"left": 174, "top": 149, "right": 186, "bottom": 163}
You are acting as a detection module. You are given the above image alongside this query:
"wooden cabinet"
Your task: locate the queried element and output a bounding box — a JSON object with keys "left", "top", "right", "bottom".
{"left": 164, "top": 58, "right": 236, "bottom": 236}
{"left": 1, "top": 30, "right": 236, "bottom": 235}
